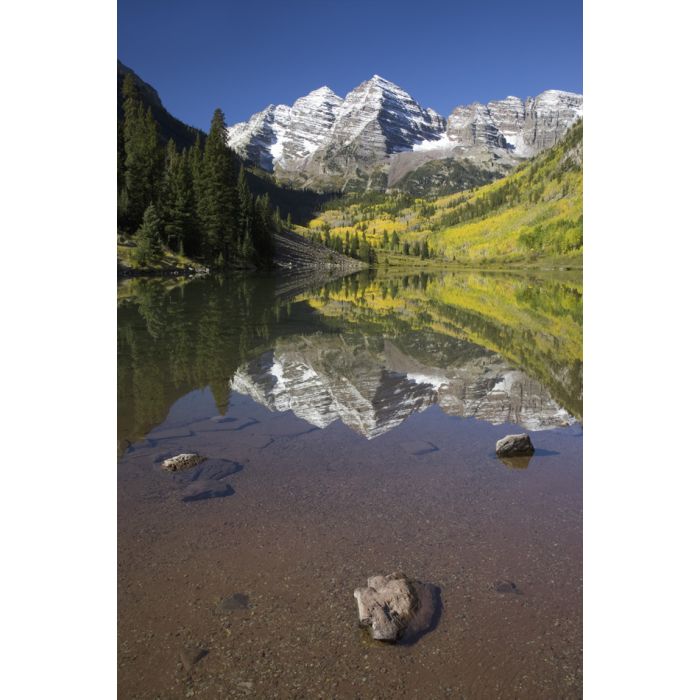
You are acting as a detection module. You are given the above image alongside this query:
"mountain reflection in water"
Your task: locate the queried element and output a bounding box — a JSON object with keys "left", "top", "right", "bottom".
{"left": 118, "top": 269, "right": 582, "bottom": 452}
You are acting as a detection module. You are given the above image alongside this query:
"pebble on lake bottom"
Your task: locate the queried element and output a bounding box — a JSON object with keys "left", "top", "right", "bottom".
{"left": 216, "top": 593, "right": 251, "bottom": 613}
{"left": 494, "top": 580, "right": 523, "bottom": 595}
{"left": 161, "top": 453, "right": 206, "bottom": 472}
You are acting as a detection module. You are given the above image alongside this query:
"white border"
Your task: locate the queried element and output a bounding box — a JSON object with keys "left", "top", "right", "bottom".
{"left": 2, "top": 0, "right": 699, "bottom": 696}
{"left": 0, "top": 1, "right": 116, "bottom": 698}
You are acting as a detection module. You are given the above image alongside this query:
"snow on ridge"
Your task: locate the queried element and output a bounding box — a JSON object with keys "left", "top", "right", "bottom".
{"left": 537, "top": 88, "right": 583, "bottom": 98}
{"left": 412, "top": 132, "right": 455, "bottom": 152}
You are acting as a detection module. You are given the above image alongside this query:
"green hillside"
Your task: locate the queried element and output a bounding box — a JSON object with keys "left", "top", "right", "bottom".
{"left": 296, "top": 120, "right": 583, "bottom": 267}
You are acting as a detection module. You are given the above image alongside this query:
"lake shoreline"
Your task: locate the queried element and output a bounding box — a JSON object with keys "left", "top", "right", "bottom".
{"left": 117, "top": 259, "right": 582, "bottom": 281}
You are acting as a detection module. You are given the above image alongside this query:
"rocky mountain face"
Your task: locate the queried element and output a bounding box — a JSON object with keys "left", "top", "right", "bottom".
{"left": 228, "top": 76, "right": 582, "bottom": 194}
{"left": 228, "top": 87, "right": 344, "bottom": 172}
{"left": 230, "top": 334, "right": 575, "bottom": 439}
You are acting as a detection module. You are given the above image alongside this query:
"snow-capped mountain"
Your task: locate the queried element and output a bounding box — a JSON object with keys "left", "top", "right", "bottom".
{"left": 227, "top": 76, "right": 582, "bottom": 194}
{"left": 228, "top": 87, "right": 343, "bottom": 171}
{"left": 445, "top": 90, "right": 583, "bottom": 157}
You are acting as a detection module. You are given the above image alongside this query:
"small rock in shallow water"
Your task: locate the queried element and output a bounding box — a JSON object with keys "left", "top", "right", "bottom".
{"left": 161, "top": 453, "right": 206, "bottom": 472}
{"left": 354, "top": 572, "right": 435, "bottom": 642}
{"left": 216, "top": 593, "right": 250, "bottom": 613}
{"left": 179, "top": 645, "right": 207, "bottom": 671}
{"left": 181, "top": 479, "right": 233, "bottom": 502}
{"left": 495, "top": 434, "right": 535, "bottom": 457}
{"left": 494, "top": 580, "right": 523, "bottom": 595}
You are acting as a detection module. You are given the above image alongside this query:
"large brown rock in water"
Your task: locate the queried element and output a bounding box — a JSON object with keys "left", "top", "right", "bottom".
{"left": 354, "top": 572, "right": 434, "bottom": 642}
{"left": 161, "top": 453, "right": 206, "bottom": 472}
{"left": 495, "top": 433, "right": 535, "bottom": 457}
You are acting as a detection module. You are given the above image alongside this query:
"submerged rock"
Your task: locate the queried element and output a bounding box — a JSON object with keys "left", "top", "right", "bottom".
{"left": 173, "top": 458, "right": 242, "bottom": 485}
{"left": 494, "top": 580, "right": 523, "bottom": 595}
{"left": 161, "top": 453, "right": 206, "bottom": 472}
{"left": 495, "top": 433, "right": 535, "bottom": 457}
{"left": 181, "top": 479, "right": 233, "bottom": 502}
{"left": 216, "top": 593, "right": 251, "bottom": 613}
{"left": 179, "top": 645, "right": 207, "bottom": 671}
{"left": 354, "top": 572, "right": 435, "bottom": 642}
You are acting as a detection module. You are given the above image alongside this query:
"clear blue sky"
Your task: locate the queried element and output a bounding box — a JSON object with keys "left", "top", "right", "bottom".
{"left": 118, "top": 0, "right": 582, "bottom": 131}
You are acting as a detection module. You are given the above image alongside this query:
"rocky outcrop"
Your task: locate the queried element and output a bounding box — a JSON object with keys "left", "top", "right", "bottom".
{"left": 354, "top": 572, "right": 435, "bottom": 642}
{"left": 228, "top": 76, "right": 582, "bottom": 194}
{"left": 447, "top": 103, "right": 510, "bottom": 150}
{"left": 161, "top": 453, "right": 205, "bottom": 472}
{"left": 495, "top": 433, "right": 535, "bottom": 457}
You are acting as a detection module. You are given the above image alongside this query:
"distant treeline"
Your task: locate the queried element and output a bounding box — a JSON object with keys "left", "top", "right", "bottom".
{"left": 309, "top": 224, "right": 435, "bottom": 263}
{"left": 117, "top": 73, "right": 283, "bottom": 268}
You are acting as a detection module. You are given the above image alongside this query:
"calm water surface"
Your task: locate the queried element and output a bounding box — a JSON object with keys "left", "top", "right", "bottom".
{"left": 118, "top": 269, "right": 582, "bottom": 698}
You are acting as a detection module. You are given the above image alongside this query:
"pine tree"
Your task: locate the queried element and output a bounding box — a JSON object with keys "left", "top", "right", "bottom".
{"left": 122, "top": 74, "right": 162, "bottom": 231}
{"left": 134, "top": 203, "right": 162, "bottom": 265}
{"left": 198, "top": 108, "right": 237, "bottom": 262}
{"left": 253, "top": 193, "right": 275, "bottom": 263}
{"left": 237, "top": 167, "right": 253, "bottom": 257}
{"left": 189, "top": 137, "right": 204, "bottom": 251}
{"left": 117, "top": 120, "right": 127, "bottom": 228}
{"left": 163, "top": 139, "right": 196, "bottom": 255}
{"left": 241, "top": 229, "right": 254, "bottom": 260}
{"left": 272, "top": 207, "right": 282, "bottom": 231}
{"left": 350, "top": 232, "right": 360, "bottom": 258}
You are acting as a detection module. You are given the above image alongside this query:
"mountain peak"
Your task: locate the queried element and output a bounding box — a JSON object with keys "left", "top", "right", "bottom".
{"left": 306, "top": 85, "right": 340, "bottom": 99}
{"left": 368, "top": 74, "right": 399, "bottom": 89}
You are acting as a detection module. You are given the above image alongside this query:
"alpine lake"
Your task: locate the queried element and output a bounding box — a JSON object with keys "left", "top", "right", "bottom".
{"left": 118, "top": 267, "right": 582, "bottom": 698}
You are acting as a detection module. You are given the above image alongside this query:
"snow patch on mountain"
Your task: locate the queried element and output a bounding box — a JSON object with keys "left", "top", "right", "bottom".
{"left": 412, "top": 133, "right": 456, "bottom": 152}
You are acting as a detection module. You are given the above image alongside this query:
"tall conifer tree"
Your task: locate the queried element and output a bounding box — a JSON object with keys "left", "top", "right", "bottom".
{"left": 122, "top": 74, "right": 161, "bottom": 231}
{"left": 198, "top": 109, "right": 237, "bottom": 262}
